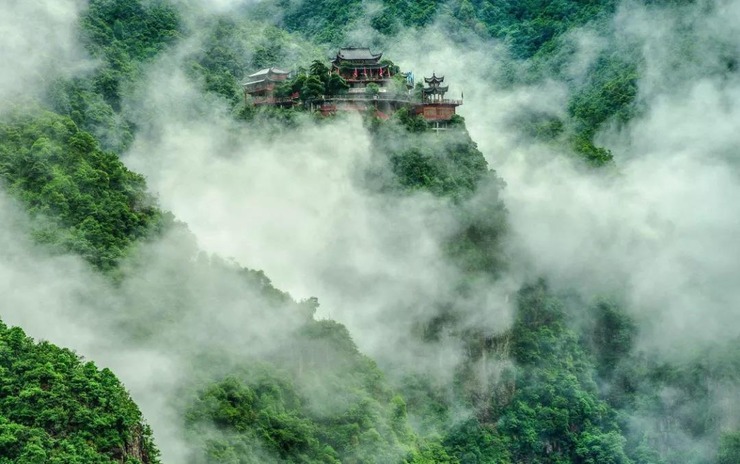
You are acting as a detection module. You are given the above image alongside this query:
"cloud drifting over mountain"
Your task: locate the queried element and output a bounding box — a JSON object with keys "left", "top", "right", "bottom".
{"left": 0, "top": 0, "right": 91, "bottom": 107}
{"left": 3, "top": 0, "right": 740, "bottom": 461}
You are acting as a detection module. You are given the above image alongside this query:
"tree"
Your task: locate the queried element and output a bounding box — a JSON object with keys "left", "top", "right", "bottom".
{"left": 718, "top": 432, "right": 740, "bottom": 464}
{"left": 366, "top": 83, "right": 381, "bottom": 96}
{"left": 0, "top": 111, "right": 163, "bottom": 270}
{"left": 496, "top": 282, "right": 631, "bottom": 463}
{"left": 325, "top": 73, "right": 348, "bottom": 96}
{"left": 300, "top": 75, "right": 324, "bottom": 102}
{"left": 309, "top": 59, "right": 329, "bottom": 78}
{"left": 0, "top": 321, "right": 159, "bottom": 463}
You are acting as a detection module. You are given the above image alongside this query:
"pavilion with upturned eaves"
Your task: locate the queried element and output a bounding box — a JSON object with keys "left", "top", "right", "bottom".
{"left": 331, "top": 47, "right": 395, "bottom": 90}
{"left": 414, "top": 72, "right": 462, "bottom": 129}
{"left": 423, "top": 73, "right": 448, "bottom": 102}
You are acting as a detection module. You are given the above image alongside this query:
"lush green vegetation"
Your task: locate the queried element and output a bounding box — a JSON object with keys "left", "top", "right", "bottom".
{"left": 248, "top": 0, "right": 635, "bottom": 166}
{"left": 262, "top": 0, "right": 615, "bottom": 59}
{"left": 184, "top": 326, "right": 423, "bottom": 463}
{"left": 374, "top": 112, "right": 488, "bottom": 199}
{"left": 498, "top": 282, "right": 630, "bottom": 463}
{"left": 2, "top": 0, "right": 739, "bottom": 463}
{"left": 186, "top": 18, "right": 322, "bottom": 107}
{"left": 465, "top": 0, "right": 617, "bottom": 59}
{"left": 273, "top": 0, "right": 365, "bottom": 45}
{"left": 0, "top": 321, "right": 159, "bottom": 464}
{"left": 47, "top": 0, "right": 181, "bottom": 153}
{"left": 0, "top": 111, "right": 165, "bottom": 270}
{"left": 81, "top": 0, "right": 180, "bottom": 109}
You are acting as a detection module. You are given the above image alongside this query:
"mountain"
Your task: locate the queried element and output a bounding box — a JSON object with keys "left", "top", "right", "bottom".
{"left": 2, "top": 0, "right": 740, "bottom": 463}
{"left": 0, "top": 320, "right": 158, "bottom": 464}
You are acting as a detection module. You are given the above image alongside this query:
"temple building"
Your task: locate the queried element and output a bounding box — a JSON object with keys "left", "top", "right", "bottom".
{"left": 241, "top": 48, "right": 462, "bottom": 124}
{"left": 331, "top": 47, "right": 393, "bottom": 92}
{"left": 319, "top": 47, "right": 412, "bottom": 117}
{"left": 243, "top": 67, "right": 291, "bottom": 105}
{"left": 414, "top": 73, "right": 462, "bottom": 129}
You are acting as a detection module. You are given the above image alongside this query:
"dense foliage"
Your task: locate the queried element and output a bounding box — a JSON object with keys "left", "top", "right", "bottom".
{"left": 2, "top": 0, "right": 738, "bottom": 463}
{"left": 82, "top": 0, "right": 180, "bottom": 109}
{"left": 186, "top": 18, "right": 322, "bottom": 106}
{"left": 0, "top": 111, "right": 164, "bottom": 270}
{"left": 499, "top": 282, "right": 630, "bottom": 463}
{"left": 48, "top": 0, "right": 181, "bottom": 153}
{"left": 250, "top": 0, "right": 635, "bottom": 166}
{"left": 375, "top": 113, "right": 488, "bottom": 199}
{"left": 0, "top": 321, "right": 159, "bottom": 464}
{"left": 265, "top": 0, "right": 616, "bottom": 58}
{"left": 184, "top": 323, "right": 423, "bottom": 464}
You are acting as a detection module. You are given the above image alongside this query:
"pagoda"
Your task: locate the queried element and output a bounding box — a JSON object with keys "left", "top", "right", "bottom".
{"left": 422, "top": 73, "right": 448, "bottom": 102}
{"left": 415, "top": 72, "right": 462, "bottom": 128}
{"left": 243, "top": 67, "right": 292, "bottom": 106}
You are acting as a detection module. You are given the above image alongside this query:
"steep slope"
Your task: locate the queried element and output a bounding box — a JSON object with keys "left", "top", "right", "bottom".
{"left": 0, "top": 321, "right": 159, "bottom": 464}
{"left": 0, "top": 111, "right": 165, "bottom": 271}
{"left": 0, "top": 110, "right": 448, "bottom": 464}
{"left": 2, "top": 1, "right": 740, "bottom": 463}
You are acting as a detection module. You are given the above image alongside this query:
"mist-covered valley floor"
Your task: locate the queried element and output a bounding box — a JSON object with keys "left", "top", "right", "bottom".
{"left": 1, "top": 0, "right": 740, "bottom": 463}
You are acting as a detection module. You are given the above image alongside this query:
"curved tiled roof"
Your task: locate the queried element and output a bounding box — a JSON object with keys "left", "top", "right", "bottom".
{"left": 424, "top": 73, "right": 445, "bottom": 84}
{"left": 334, "top": 47, "right": 383, "bottom": 62}
{"left": 248, "top": 67, "right": 289, "bottom": 78}
{"left": 423, "top": 86, "right": 449, "bottom": 95}
{"left": 243, "top": 67, "right": 290, "bottom": 86}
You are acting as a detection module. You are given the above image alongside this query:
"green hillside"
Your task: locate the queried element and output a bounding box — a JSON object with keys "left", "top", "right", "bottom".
{"left": 0, "top": 321, "right": 158, "bottom": 464}
{"left": 1, "top": 0, "right": 739, "bottom": 463}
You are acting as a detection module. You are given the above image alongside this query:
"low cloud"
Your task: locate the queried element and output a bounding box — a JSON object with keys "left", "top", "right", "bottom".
{"left": 0, "top": 0, "right": 91, "bottom": 108}
{"left": 499, "top": 1, "right": 740, "bottom": 359}
{"left": 4, "top": 0, "right": 740, "bottom": 460}
{"left": 373, "top": 2, "right": 740, "bottom": 361}
{"left": 122, "top": 49, "right": 517, "bottom": 385}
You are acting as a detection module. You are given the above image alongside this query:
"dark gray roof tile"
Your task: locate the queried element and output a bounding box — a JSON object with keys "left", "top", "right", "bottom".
{"left": 335, "top": 47, "right": 383, "bottom": 62}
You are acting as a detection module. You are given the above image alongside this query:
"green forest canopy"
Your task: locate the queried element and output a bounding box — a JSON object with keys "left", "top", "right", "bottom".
{"left": 0, "top": 0, "right": 738, "bottom": 463}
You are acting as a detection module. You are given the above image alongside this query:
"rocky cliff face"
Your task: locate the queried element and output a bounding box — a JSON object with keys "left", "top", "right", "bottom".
{"left": 122, "top": 424, "right": 154, "bottom": 464}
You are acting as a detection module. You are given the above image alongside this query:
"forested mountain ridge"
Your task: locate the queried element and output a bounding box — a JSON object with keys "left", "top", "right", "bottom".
{"left": 1, "top": 0, "right": 740, "bottom": 463}
{"left": 0, "top": 321, "right": 158, "bottom": 464}
{"left": 0, "top": 110, "right": 166, "bottom": 271}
